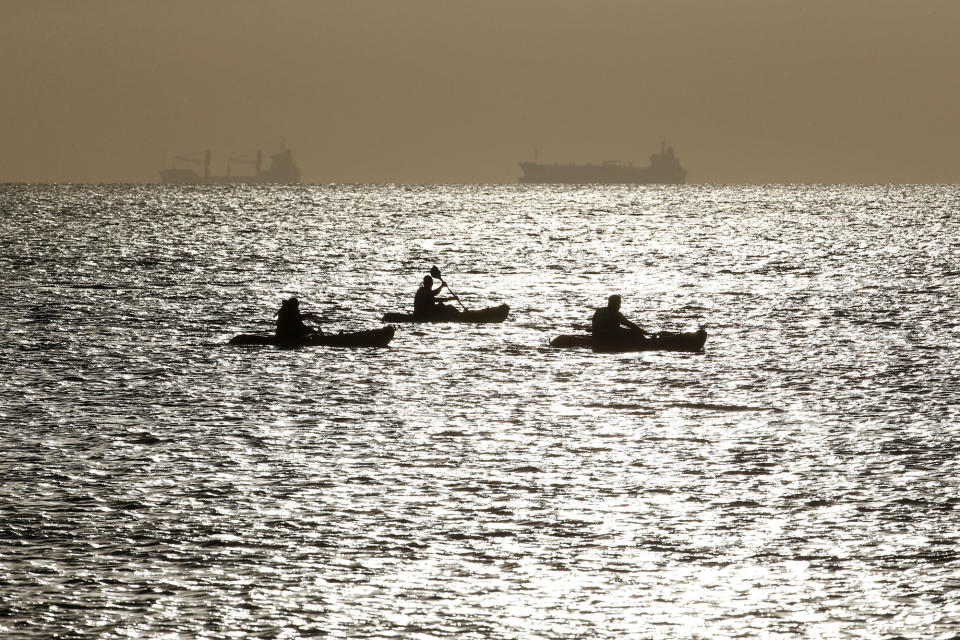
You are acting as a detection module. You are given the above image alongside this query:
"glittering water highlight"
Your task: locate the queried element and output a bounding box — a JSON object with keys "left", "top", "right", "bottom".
{"left": 1, "top": 183, "right": 959, "bottom": 638}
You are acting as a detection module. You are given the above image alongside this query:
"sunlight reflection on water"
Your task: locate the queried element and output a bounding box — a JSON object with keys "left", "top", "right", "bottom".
{"left": 1, "top": 183, "right": 959, "bottom": 638}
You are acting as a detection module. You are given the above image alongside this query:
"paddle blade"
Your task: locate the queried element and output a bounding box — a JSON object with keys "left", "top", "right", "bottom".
{"left": 430, "top": 265, "right": 442, "bottom": 279}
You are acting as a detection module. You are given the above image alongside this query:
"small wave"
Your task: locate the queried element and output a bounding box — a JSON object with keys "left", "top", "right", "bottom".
{"left": 433, "top": 429, "right": 467, "bottom": 437}
{"left": 584, "top": 402, "right": 647, "bottom": 410}
{"left": 666, "top": 402, "right": 782, "bottom": 412}
{"left": 446, "top": 532, "right": 480, "bottom": 541}
{"left": 110, "top": 499, "right": 146, "bottom": 511}
{"left": 68, "top": 283, "right": 110, "bottom": 289}
{"left": 130, "top": 433, "right": 162, "bottom": 445}
{"left": 647, "top": 435, "right": 711, "bottom": 444}
{"left": 721, "top": 499, "right": 762, "bottom": 508}
{"left": 721, "top": 467, "right": 773, "bottom": 476}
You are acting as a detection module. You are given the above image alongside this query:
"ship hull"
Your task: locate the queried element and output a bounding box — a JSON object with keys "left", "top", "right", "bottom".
{"left": 159, "top": 171, "right": 300, "bottom": 185}
{"left": 519, "top": 144, "right": 686, "bottom": 184}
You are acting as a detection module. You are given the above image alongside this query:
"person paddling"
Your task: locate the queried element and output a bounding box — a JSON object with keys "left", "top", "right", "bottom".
{"left": 275, "top": 297, "right": 323, "bottom": 340}
{"left": 592, "top": 294, "right": 647, "bottom": 341}
{"left": 414, "top": 275, "right": 455, "bottom": 317}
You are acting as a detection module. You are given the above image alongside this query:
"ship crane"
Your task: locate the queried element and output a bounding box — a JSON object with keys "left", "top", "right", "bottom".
{"left": 172, "top": 150, "right": 211, "bottom": 178}
{"left": 226, "top": 150, "right": 262, "bottom": 177}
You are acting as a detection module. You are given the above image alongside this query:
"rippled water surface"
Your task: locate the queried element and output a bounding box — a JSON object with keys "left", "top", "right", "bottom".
{"left": 2, "top": 184, "right": 959, "bottom": 638}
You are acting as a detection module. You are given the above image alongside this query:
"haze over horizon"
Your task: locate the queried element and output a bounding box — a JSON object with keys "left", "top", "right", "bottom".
{"left": 2, "top": 0, "right": 957, "bottom": 184}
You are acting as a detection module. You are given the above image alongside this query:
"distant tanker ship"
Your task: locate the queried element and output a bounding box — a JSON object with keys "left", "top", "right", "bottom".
{"left": 519, "top": 142, "right": 686, "bottom": 184}
{"left": 159, "top": 147, "right": 301, "bottom": 184}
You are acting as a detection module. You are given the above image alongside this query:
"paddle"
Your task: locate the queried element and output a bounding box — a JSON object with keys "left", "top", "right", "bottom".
{"left": 430, "top": 265, "right": 467, "bottom": 311}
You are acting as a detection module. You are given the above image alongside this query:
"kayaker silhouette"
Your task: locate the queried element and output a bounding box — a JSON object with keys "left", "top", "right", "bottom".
{"left": 275, "top": 297, "right": 323, "bottom": 340}
{"left": 414, "top": 275, "right": 455, "bottom": 317}
{"left": 591, "top": 295, "right": 648, "bottom": 341}
{"left": 381, "top": 266, "right": 509, "bottom": 323}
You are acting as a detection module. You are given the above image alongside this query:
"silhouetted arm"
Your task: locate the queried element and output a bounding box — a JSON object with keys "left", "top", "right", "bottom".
{"left": 618, "top": 312, "right": 646, "bottom": 334}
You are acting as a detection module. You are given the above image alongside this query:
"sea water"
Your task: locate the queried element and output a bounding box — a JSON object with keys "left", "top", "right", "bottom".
{"left": 1, "top": 183, "right": 958, "bottom": 638}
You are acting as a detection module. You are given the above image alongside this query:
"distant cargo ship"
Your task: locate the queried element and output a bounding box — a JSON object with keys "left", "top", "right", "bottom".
{"left": 519, "top": 143, "right": 686, "bottom": 184}
{"left": 159, "top": 147, "right": 301, "bottom": 184}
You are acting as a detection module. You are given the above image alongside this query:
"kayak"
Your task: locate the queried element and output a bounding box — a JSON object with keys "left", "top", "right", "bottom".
{"left": 228, "top": 325, "right": 395, "bottom": 348}
{"left": 382, "top": 303, "right": 509, "bottom": 324}
{"left": 549, "top": 328, "right": 707, "bottom": 352}
{"left": 550, "top": 328, "right": 707, "bottom": 352}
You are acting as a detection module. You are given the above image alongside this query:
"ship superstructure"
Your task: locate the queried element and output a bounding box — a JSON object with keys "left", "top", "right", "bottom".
{"left": 159, "top": 147, "right": 301, "bottom": 184}
{"left": 519, "top": 143, "right": 686, "bottom": 184}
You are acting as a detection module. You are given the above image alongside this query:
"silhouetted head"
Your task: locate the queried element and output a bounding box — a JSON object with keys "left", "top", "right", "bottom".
{"left": 608, "top": 294, "right": 622, "bottom": 311}
{"left": 276, "top": 296, "right": 298, "bottom": 316}
{"left": 423, "top": 275, "right": 433, "bottom": 287}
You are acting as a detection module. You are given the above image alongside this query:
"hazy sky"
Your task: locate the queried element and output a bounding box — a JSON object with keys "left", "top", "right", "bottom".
{"left": 2, "top": 0, "right": 958, "bottom": 183}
